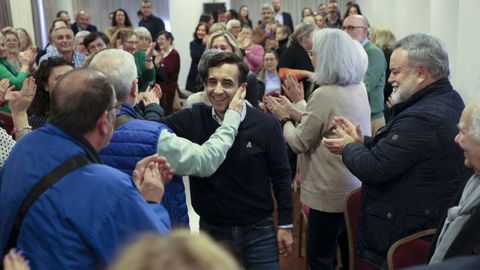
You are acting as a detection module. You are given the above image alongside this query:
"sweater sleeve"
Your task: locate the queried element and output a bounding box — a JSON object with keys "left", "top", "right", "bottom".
{"left": 268, "top": 119, "right": 293, "bottom": 226}
{"left": 364, "top": 45, "right": 386, "bottom": 118}
{"left": 0, "top": 61, "right": 27, "bottom": 90}
{"left": 157, "top": 109, "right": 241, "bottom": 177}
{"left": 283, "top": 93, "right": 326, "bottom": 154}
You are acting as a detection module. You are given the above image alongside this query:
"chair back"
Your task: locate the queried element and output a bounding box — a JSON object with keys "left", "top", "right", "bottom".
{"left": 387, "top": 229, "right": 436, "bottom": 270}
{"left": 344, "top": 188, "right": 376, "bottom": 270}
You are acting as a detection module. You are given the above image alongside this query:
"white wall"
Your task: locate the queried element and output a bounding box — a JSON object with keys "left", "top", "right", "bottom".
{"left": 358, "top": 0, "right": 480, "bottom": 103}
{"left": 8, "top": 0, "right": 37, "bottom": 42}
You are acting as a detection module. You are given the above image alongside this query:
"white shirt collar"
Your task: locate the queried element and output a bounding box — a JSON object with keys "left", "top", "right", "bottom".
{"left": 211, "top": 102, "right": 247, "bottom": 125}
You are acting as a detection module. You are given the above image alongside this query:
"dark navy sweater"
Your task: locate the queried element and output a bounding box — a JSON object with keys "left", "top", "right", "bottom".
{"left": 162, "top": 104, "right": 293, "bottom": 226}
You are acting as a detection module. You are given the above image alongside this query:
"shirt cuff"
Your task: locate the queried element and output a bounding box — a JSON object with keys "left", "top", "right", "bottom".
{"left": 278, "top": 224, "right": 293, "bottom": 229}
{"left": 292, "top": 100, "right": 306, "bottom": 112}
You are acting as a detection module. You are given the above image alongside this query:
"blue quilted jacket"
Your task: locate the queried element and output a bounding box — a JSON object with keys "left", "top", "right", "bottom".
{"left": 100, "top": 103, "right": 189, "bottom": 227}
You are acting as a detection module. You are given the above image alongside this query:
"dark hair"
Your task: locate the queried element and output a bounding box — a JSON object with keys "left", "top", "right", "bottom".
{"left": 238, "top": 5, "right": 252, "bottom": 27}
{"left": 276, "top": 25, "right": 291, "bottom": 37}
{"left": 83, "top": 32, "right": 110, "bottom": 49}
{"left": 199, "top": 13, "right": 212, "bottom": 25}
{"left": 155, "top": 30, "right": 174, "bottom": 43}
{"left": 49, "top": 68, "right": 115, "bottom": 135}
{"left": 199, "top": 52, "right": 249, "bottom": 85}
{"left": 193, "top": 23, "right": 209, "bottom": 39}
{"left": 343, "top": 3, "right": 362, "bottom": 19}
{"left": 111, "top": 8, "right": 133, "bottom": 27}
{"left": 227, "top": 9, "right": 238, "bottom": 20}
{"left": 30, "top": 57, "right": 74, "bottom": 115}
{"left": 264, "top": 49, "right": 279, "bottom": 61}
{"left": 56, "top": 10, "right": 68, "bottom": 18}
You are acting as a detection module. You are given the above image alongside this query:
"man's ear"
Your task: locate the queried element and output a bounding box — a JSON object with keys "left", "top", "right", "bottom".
{"left": 97, "top": 111, "right": 110, "bottom": 135}
{"left": 416, "top": 65, "right": 429, "bottom": 81}
{"left": 130, "top": 79, "right": 138, "bottom": 99}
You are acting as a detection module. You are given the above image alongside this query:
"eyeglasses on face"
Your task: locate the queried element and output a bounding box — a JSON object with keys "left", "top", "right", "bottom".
{"left": 343, "top": 25, "right": 366, "bottom": 31}
{"left": 107, "top": 101, "right": 123, "bottom": 112}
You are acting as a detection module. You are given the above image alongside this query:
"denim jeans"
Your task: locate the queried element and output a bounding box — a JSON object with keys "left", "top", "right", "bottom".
{"left": 200, "top": 217, "right": 280, "bottom": 270}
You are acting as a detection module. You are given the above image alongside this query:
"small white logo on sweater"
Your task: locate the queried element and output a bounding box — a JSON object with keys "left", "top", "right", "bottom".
{"left": 246, "top": 142, "right": 252, "bottom": 149}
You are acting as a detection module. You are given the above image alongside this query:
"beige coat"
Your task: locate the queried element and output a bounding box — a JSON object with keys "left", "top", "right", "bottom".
{"left": 284, "top": 83, "right": 371, "bottom": 212}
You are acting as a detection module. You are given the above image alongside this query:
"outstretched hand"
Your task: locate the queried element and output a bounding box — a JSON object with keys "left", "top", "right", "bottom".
{"left": 282, "top": 74, "right": 304, "bottom": 103}
{"left": 7, "top": 77, "right": 37, "bottom": 116}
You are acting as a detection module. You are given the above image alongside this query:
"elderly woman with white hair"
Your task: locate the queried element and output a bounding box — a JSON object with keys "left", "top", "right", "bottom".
{"left": 266, "top": 29, "right": 371, "bottom": 270}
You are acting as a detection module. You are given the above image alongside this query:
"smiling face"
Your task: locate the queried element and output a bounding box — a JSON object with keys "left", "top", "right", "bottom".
{"left": 455, "top": 105, "right": 480, "bottom": 174}
{"left": 142, "top": 1, "right": 153, "bottom": 17}
{"left": 4, "top": 33, "right": 19, "bottom": 55}
{"left": 77, "top": 13, "right": 89, "bottom": 29}
{"left": 388, "top": 48, "right": 422, "bottom": 104}
{"left": 115, "top": 10, "right": 126, "bottom": 25}
{"left": 123, "top": 34, "right": 137, "bottom": 54}
{"left": 53, "top": 28, "right": 74, "bottom": 55}
{"left": 261, "top": 8, "right": 273, "bottom": 23}
{"left": 211, "top": 36, "right": 234, "bottom": 53}
{"left": 196, "top": 24, "right": 207, "bottom": 40}
{"left": 205, "top": 63, "right": 240, "bottom": 118}
{"left": 156, "top": 34, "right": 171, "bottom": 51}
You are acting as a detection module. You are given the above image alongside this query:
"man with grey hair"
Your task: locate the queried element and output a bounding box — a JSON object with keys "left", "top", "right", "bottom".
{"left": 38, "top": 27, "right": 86, "bottom": 68}
{"left": 226, "top": 19, "right": 241, "bottom": 38}
{"left": 429, "top": 99, "right": 480, "bottom": 264}
{"left": 89, "top": 49, "right": 245, "bottom": 226}
{"left": 322, "top": 33, "right": 470, "bottom": 267}
{"left": 253, "top": 3, "right": 276, "bottom": 47}
{"left": 343, "top": 14, "right": 386, "bottom": 134}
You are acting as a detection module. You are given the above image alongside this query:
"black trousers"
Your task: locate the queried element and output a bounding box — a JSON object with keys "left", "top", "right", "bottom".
{"left": 307, "top": 209, "right": 346, "bottom": 270}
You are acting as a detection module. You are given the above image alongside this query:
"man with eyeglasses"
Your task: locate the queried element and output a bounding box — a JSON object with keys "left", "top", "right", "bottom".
{"left": 343, "top": 15, "right": 386, "bottom": 134}
{"left": 0, "top": 68, "right": 171, "bottom": 269}
{"left": 253, "top": 3, "right": 277, "bottom": 48}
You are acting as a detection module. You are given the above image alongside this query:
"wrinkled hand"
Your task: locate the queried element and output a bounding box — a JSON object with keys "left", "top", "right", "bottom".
{"left": 7, "top": 77, "right": 36, "bottom": 116}
{"left": 146, "top": 42, "right": 156, "bottom": 58}
{"left": 227, "top": 84, "right": 246, "bottom": 113}
{"left": 264, "top": 95, "right": 290, "bottom": 121}
{"left": 3, "top": 249, "right": 30, "bottom": 270}
{"left": 282, "top": 74, "right": 304, "bottom": 103}
{"left": 322, "top": 127, "right": 356, "bottom": 155}
{"left": 141, "top": 84, "right": 161, "bottom": 106}
{"left": 132, "top": 155, "right": 175, "bottom": 203}
{"left": 331, "top": 116, "right": 363, "bottom": 144}
{"left": 18, "top": 48, "right": 37, "bottom": 67}
{"left": 277, "top": 228, "right": 294, "bottom": 257}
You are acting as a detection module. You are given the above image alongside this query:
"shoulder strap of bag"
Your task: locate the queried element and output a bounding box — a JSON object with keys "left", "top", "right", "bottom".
{"left": 114, "top": 114, "right": 134, "bottom": 129}
{"left": 3, "top": 155, "right": 91, "bottom": 255}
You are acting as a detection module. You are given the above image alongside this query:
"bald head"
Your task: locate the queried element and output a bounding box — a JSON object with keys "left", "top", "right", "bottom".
{"left": 76, "top": 10, "right": 90, "bottom": 29}
{"left": 49, "top": 68, "right": 115, "bottom": 135}
{"left": 343, "top": 15, "right": 369, "bottom": 42}
{"left": 89, "top": 49, "right": 137, "bottom": 103}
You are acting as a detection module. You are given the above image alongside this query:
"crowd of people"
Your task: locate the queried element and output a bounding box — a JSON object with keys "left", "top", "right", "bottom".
{"left": 0, "top": 0, "right": 479, "bottom": 270}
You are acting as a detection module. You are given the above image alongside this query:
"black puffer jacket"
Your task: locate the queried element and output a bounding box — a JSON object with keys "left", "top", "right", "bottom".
{"left": 343, "top": 78, "right": 471, "bottom": 267}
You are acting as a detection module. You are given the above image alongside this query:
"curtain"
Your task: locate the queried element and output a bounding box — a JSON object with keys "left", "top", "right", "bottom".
{"left": 0, "top": 0, "right": 13, "bottom": 27}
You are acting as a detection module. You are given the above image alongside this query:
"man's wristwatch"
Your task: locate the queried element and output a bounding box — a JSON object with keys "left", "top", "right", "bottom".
{"left": 280, "top": 117, "right": 293, "bottom": 127}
